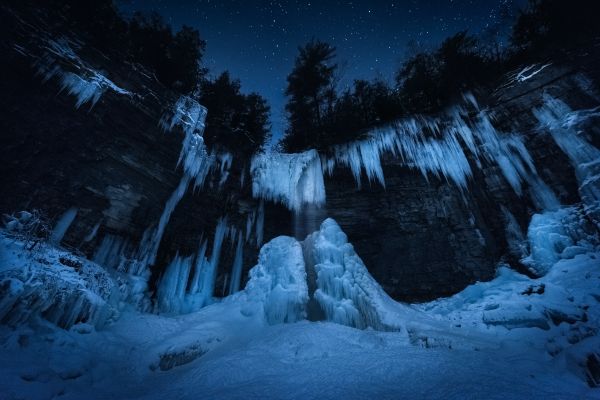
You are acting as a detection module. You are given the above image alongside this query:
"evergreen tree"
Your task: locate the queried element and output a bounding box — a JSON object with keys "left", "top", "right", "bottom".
{"left": 282, "top": 40, "right": 337, "bottom": 152}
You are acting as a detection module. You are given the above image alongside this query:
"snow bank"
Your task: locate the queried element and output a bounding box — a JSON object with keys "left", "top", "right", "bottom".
{"left": 243, "top": 236, "right": 309, "bottom": 324}
{"left": 305, "top": 218, "right": 409, "bottom": 331}
{"left": 251, "top": 149, "right": 326, "bottom": 212}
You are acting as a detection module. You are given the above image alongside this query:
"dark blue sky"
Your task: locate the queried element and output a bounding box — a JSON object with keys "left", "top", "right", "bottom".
{"left": 118, "top": 0, "right": 524, "bottom": 141}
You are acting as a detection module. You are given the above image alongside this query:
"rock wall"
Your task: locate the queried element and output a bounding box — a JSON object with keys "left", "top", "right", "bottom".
{"left": 2, "top": 3, "right": 599, "bottom": 304}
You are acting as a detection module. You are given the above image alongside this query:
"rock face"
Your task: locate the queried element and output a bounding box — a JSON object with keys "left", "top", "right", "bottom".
{"left": 1, "top": 3, "right": 599, "bottom": 304}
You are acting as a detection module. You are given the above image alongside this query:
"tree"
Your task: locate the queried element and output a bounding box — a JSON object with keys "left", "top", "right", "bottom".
{"left": 129, "top": 13, "right": 207, "bottom": 93}
{"left": 511, "top": 0, "right": 600, "bottom": 55}
{"left": 395, "top": 31, "right": 493, "bottom": 113}
{"left": 200, "top": 72, "right": 271, "bottom": 155}
{"left": 282, "top": 40, "right": 337, "bottom": 152}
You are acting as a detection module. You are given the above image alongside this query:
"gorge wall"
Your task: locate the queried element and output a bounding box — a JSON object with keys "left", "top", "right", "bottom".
{"left": 2, "top": 3, "right": 599, "bottom": 306}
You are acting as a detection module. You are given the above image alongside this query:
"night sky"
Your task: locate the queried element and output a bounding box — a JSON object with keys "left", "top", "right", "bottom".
{"left": 118, "top": 0, "right": 524, "bottom": 141}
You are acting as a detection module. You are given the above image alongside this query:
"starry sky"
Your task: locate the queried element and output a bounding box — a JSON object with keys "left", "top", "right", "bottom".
{"left": 118, "top": 0, "right": 524, "bottom": 141}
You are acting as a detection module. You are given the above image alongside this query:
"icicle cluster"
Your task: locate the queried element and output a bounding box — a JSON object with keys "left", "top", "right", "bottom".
{"left": 37, "top": 38, "right": 131, "bottom": 109}
{"left": 155, "top": 218, "right": 229, "bottom": 314}
{"left": 250, "top": 149, "right": 326, "bottom": 212}
{"left": 523, "top": 206, "right": 598, "bottom": 275}
{"left": 250, "top": 95, "right": 567, "bottom": 212}
{"left": 325, "top": 101, "right": 560, "bottom": 211}
{"left": 533, "top": 95, "right": 600, "bottom": 222}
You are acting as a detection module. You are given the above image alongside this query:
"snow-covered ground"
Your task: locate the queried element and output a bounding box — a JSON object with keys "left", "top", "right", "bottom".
{"left": 1, "top": 211, "right": 599, "bottom": 399}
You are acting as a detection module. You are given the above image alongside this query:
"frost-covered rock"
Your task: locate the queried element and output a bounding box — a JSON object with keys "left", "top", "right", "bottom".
{"left": 243, "top": 236, "right": 309, "bottom": 324}
{"left": 305, "top": 218, "right": 410, "bottom": 331}
{"left": 0, "top": 232, "right": 119, "bottom": 329}
{"left": 251, "top": 149, "right": 325, "bottom": 211}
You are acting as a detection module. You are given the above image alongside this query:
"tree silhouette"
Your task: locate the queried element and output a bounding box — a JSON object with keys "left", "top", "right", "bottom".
{"left": 200, "top": 72, "right": 271, "bottom": 155}
{"left": 282, "top": 40, "right": 337, "bottom": 152}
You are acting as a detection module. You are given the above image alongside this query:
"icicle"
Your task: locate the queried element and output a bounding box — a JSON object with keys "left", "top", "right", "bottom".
{"left": 83, "top": 221, "right": 101, "bottom": 242}
{"left": 228, "top": 232, "right": 244, "bottom": 294}
{"left": 131, "top": 174, "right": 191, "bottom": 276}
{"left": 255, "top": 200, "right": 264, "bottom": 247}
{"left": 184, "top": 218, "right": 228, "bottom": 308}
{"left": 218, "top": 152, "right": 233, "bottom": 188}
{"left": 49, "top": 207, "right": 78, "bottom": 245}
{"left": 534, "top": 96, "right": 600, "bottom": 206}
{"left": 188, "top": 239, "right": 207, "bottom": 295}
{"left": 37, "top": 39, "right": 131, "bottom": 109}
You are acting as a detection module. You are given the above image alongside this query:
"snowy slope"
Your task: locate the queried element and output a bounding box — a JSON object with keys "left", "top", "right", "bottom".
{"left": 1, "top": 208, "right": 599, "bottom": 399}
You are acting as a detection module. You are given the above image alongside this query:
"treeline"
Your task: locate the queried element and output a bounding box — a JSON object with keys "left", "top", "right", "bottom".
{"left": 281, "top": 0, "right": 600, "bottom": 153}
{"left": 24, "top": 0, "right": 270, "bottom": 156}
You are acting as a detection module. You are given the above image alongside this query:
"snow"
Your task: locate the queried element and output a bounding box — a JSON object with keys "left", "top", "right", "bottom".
{"left": 515, "top": 63, "right": 552, "bottom": 82}
{"left": 49, "top": 207, "right": 78, "bottom": 245}
{"left": 251, "top": 149, "right": 326, "bottom": 211}
{"left": 1, "top": 205, "right": 600, "bottom": 398}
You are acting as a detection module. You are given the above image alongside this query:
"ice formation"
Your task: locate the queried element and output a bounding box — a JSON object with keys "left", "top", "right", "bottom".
{"left": 243, "top": 236, "right": 309, "bottom": 324}
{"left": 92, "top": 234, "right": 132, "bottom": 270}
{"left": 251, "top": 149, "right": 326, "bottom": 211}
{"left": 124, "top": 95, "right": 212, "bottom": 283}
{"left": 155, "top": 254, "right": 195, "bottom": 314}
{"left": 523, "top": 206, "right": 597, "bottom": 275}
{"left": 130, "top": 175, "right": 191, "bottom": 277}
{"left": 534, "top": 95, "right": 600, "bottom": 220}
{"left": 228, "top": 232, "right": 244, "bottom": 294}
{"left": 49, "top": 207, "right": 78, "bottom": 245}
{"left": 514, "top": 63, "right": 552, "bottom": 83}
{"left": 323, "top": 102, "right": 560, "bottom": 210}
{"left": 37, "top": 39, "right": 131, "bottom": 109}
{"left": 155, "top": 218, "right": 229, "bottom": 314}
{"left": 304, "top": 218, "right": 408, "bottom": 330}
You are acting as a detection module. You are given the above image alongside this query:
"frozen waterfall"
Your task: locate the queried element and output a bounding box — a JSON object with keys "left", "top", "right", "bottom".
{"left": 250, "top": 149, "right": 326, "bottom": 212}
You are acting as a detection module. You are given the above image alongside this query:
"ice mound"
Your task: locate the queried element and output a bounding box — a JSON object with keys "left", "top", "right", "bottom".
{"left": 243, "top": 236, "right": 309, "bottom": 324}
{"left": 304, "top": 218, "right": 410, "bottom": 331}
{"left": 0, "top": 233, "right": 118, "bottom": 329}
